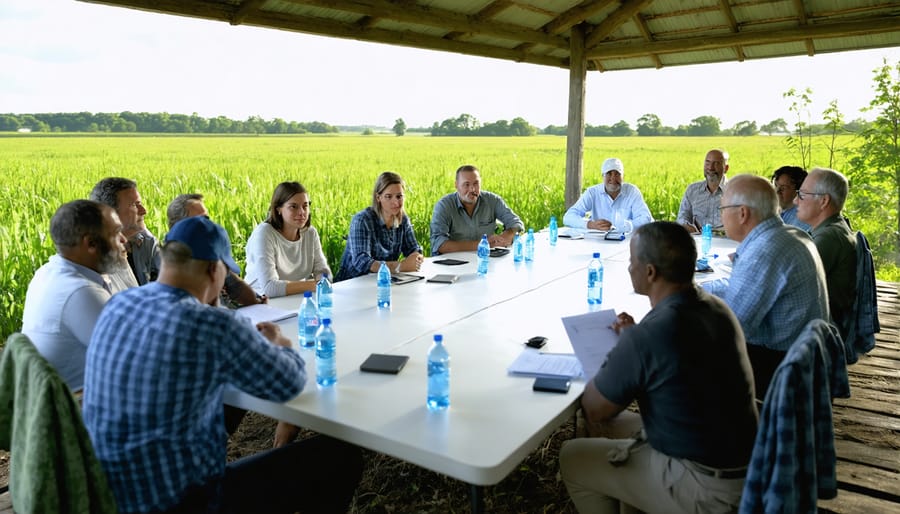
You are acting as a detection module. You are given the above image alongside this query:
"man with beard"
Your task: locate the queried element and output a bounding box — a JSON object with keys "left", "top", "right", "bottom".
{"left": 430, "top": 164, "right": 524, "bottom": 254}
{"left": 564, "top": 157, "right": 653, "bottom": 231}
{"left": 676, "top": 149, "right": 729, "bottom": 233}
{"left": 21, "top": 199, "right": 128, "bottom": 392}
{"left": 90, "top": 177, "right": 160, "bottom": 288}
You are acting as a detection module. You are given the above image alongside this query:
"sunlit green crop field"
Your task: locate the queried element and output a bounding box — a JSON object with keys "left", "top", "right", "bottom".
{"left": 1, "top": 133, "right": 892, "bottom": 339}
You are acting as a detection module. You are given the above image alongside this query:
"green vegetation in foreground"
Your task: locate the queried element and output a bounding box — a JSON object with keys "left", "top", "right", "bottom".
{"left": 1, "top": 134, "right": 894, "bottom": 339}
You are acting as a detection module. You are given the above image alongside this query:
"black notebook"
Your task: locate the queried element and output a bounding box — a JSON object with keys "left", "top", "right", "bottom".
{"left": 360, "top": 353, "right": 409, "bottom": 374}
{"left": 433, "top": 258, "right": 468, "bottom": 265}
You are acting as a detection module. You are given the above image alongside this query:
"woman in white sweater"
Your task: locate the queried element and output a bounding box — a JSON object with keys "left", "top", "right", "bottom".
{"left": 245, "top": 182, "right": 332, "bottom": 297}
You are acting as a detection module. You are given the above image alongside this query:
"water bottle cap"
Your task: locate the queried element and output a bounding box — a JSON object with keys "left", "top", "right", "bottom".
{"left": 551, "top": 216, "right": 557, "bottom": 221}
{"left": 593, "top": 252, "right": 601, "bottom": 258}
{"left": 322, "top": 318, "right": 331, "bottom": 325}
{"left": 434, "top": 334, "right": 443, "bottom": 342}
{"left": 304, "top": 291, "right": 312, "bottom": 297}
{"left": 528, "top": 228, "right": 534, "bottom": 233}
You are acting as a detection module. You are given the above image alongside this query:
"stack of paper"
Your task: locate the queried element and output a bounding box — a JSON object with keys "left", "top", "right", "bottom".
{"left": 507, "top": 350, "right": 583, "bottom": 379}
{"left": 235, "top": 303, "right": 297, "bottom": 325}
{"left": 561, "top": 309, "right": 619, "bottom": 380}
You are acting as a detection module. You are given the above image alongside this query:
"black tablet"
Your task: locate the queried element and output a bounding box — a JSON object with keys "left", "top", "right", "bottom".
{"left": 390, "top": 273, "right": 424, "bottom": 285}
{"left": 360, "top": 354, "right": 410, "bottom": 374}
{"left": 490, "top": 247, "right": 510, "bottom": 257}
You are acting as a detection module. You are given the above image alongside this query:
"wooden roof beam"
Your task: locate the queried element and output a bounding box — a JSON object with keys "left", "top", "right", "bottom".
{"left": 791, "top": 0, "right": 816, "bottom": 56}
{"left": 543, "top": 0, "right": 616, "bottom": 36}
{"left": 281, "top": 0, "right": 570, "bottom": 49}
{"left": 248, "top": 9, "right": 570, "bottom": 68}
{"left": 473, "top": 0, "right": 516, "bottom": 22}
{"left": 232, "top": 0, "right": 266, "bottom": 25}
{"left": 585, "top": 0, "right": 655, "bottom": 49}
{"left": 631, "top": 13, "right": 662, "bottom": 69}
{"left": 717, "top": 0, "right": 745, "bottom": 61}
{"left": 587, "top": 15, "right": 900, "bottom": 59}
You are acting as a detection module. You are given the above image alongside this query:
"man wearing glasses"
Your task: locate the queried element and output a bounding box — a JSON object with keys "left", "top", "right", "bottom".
{"left": 702, "top": 174, "right": 828, "bottom": 399}
{"left": 771, "top": 166, "right": 810, "bottom": 231}
{"left": 795, "top": 168, "right": 857, "bottom": 341}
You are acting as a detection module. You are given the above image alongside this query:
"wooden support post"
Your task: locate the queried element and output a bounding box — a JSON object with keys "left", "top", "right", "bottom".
{"left": 565, "top": 24, "right": 587, "bottom": 209}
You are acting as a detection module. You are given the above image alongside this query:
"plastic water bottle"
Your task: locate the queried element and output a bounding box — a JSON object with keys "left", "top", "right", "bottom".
{"left": 316, "top": 318, "right": 337, "bottom": 387}
{"left": 298, "top": 291, "right": 319, "bottom": 348}
{"left": 525, "top": 228, "right": 535, "bottom": 261}
{"left": 587, "top": 252, "right": 603, "bottom": 305}
{"left": 377, "top": 261, "right": 391, "bottom": 309}
{"left": 549, "top": 216, "right": 558, "bottom": 246}
{"left": 427, "top": 334, "right": 450, "bottom": 411}
{"left": 701, "top": 223, "right": 712, "bottom": 257}
{"left": 316, "top": 274, "right": 333, "bottom": 319}
{"left": 477, "top": 234, "right": 490, "bottom": 276}
{"left": 513, "top": 233, "right": 524, "bottom": 263}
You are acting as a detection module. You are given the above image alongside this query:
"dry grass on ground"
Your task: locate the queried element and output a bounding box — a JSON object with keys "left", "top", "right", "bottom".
{"left": 227, "top": 412, "right": 578, "bottom": 513}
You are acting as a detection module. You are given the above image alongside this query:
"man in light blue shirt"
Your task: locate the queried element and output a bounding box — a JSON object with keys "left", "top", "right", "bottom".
{"left": 22, "top": 200, "right": 128, "bottom": 391}
{"left": 430, "top": 164, "right": 524, "bottom": 255}
{"left": 771, "top": 165, "right": 811, "bottom": 231}
{"left": 564, "top": 157, "right": 653, "bottom": 231}
{"left": 702, "top": 174, "right": 828, "bottom": 399}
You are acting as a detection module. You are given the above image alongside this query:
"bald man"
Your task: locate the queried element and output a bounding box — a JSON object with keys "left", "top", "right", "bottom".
{"left": 702, "top": 174, "right": 829, "bottom": 398}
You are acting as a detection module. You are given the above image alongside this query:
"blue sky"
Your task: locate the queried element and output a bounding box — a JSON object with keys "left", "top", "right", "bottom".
{"left": 2, "top": 0, "right": 899, "bottom": 129}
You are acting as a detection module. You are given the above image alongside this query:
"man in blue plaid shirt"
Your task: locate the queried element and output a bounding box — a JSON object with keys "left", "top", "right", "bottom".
{"left": 83, "top": 216, "right": 362, "bottom": 514}
{"left": 703, "top": 174, "right": 829, "bottom": 399}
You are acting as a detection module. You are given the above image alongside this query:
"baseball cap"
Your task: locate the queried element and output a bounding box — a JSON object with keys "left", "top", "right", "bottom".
{"left": 165, "top": 216, "right": 240, "bottom": 274}
{"left": 602, "top": 157, "right": 624, "bottom": 176}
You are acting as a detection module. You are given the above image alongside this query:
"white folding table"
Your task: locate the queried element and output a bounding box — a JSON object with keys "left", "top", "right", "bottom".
{"left": 226, "top": 231, "right": 736, "bottom": 512}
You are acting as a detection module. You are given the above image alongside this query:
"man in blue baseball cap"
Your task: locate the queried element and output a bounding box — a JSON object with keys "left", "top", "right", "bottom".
{"left": 83, "top": 216, "right": 362, "bottom": 514}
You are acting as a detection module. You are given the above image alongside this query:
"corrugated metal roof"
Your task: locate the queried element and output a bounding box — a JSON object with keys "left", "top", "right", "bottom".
{"left": 78, "top": 0, "right": 900, "bottom": 72}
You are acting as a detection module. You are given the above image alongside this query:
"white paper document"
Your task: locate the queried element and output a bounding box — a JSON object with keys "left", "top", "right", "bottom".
{"left": 235, "top": 304, "right": 297, "bottom": 325}
{"left": 507, "top": 350, "right": 583, "bottom": 379}
{"left": 561, "top": 309, "right": 620, "bottom": 380}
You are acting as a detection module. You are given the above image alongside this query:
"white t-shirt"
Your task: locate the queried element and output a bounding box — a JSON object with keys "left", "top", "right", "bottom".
{"left": 244, "top": 222, "right": 331, "bottom": 297}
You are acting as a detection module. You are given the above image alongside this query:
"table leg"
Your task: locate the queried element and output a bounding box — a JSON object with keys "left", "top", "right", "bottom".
{"left": 469, "top": 484, "right": 483, "bottom": 513}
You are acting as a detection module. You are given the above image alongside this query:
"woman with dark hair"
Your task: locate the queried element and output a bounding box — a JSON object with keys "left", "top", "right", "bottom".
{"left": 336, "top": 171, "right": 423, "bottom": 281}
{"left": 245, "top": 181, "right": 331, "bottom": 297}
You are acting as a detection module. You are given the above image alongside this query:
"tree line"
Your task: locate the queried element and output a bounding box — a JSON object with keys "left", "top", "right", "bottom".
{"left": 3, "top": 110, "right": 873, "bottom": 138}
{"left": 0, "top": 112, "right": 338, "bottom": 134}
{"left": 414, "top": 113, "right": 874, "bottom": 137}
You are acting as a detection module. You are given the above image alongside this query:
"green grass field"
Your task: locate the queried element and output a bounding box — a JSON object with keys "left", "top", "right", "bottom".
{"left": 1, "top": 134, "right": 893, "bottom": 339}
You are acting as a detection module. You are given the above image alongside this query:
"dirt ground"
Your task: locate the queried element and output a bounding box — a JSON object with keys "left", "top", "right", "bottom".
{"left": 0, "top": 413, "right": 576, "bottom": 513}
{"left": 228, "top": 412, "right": 577, "bottom": 513}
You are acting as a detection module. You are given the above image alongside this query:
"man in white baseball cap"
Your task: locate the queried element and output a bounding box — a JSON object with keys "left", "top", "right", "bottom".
{"left": 564, "top": 157, "right": 653, "bottom": 232}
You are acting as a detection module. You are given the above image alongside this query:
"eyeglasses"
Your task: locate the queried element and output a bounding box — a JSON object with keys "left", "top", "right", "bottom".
{"left": 796, "top": 190, "right": 825, "bottom": 201}
{"left": 717, "top": 204, "right": 742, "bottom": 212}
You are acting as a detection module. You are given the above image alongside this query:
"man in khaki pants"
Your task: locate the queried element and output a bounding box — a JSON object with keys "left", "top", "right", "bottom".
{"left": 560, "top": 222, "right": 758, "bottom": 513}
